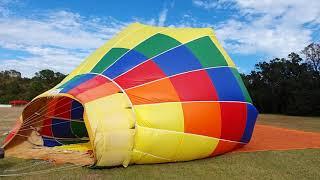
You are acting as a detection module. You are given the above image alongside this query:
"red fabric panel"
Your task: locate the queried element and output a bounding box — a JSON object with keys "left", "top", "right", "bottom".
{"left": 3, "top": 119, "right": 22, "bottom": 145}
{"left": 40, "top": 98, "right": 57, "bottom": 136}
{"left": 76, "top": 81, "right": 120, "bottom": 103}
{"left": 53, "top": 97, "right": 72, "bottom": 120}
{"left": 220, "top": 102, "right": 247, "bottom": 142}
{"left": 115, "top": 60, "right": 167, "bottom": 89}
{"left": 169, "top": 70, "right": 218, "bottom": 101}
{"left": 68, "top": 75, "right": 109, "bottom": 97}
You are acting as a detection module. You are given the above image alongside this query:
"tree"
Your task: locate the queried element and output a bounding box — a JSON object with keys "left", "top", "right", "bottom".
{"left": 2, "top": 70, "right": 21, "bottom": 78}
{"left": 0, "top": 69, "right": 66, "bottom": 103}
{"left": 302, "top": 43, "right": 320, "bottom": 73}
{"left": 244, "top": 51, "right": 320, "bottom": 116}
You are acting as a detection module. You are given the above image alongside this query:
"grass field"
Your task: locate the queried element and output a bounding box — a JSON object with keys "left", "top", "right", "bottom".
{"left": 258, "top": 114, "right": 320, "bottom": 132}
{"left": 0, "top": 107, "right": 319, "bottom": 179}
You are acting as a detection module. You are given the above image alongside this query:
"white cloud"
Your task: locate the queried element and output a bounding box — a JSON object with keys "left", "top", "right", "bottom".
{"left": 158, "top": 8, "right": 168, "bottom": 26}
{"left": 192, "top": 0, "right": 235, "bottom": 9}
{"left": 0, "top": 9, "right": 128, "bottom": 77}
{"left": 1, "top": 0, "right": 319, "bottom": 77}
{"left": 0, "top": 11, "right": 126, "bottom": 50}
{"left": 194, "top": 0, "right": 320, "bottom": 57}
{"left": 0, "top": 2, "right": 180, "bottom": 77}
{"left": 0, "top": 47, "right": 84, "bottom": 77}
{"left": 215, "top": 18, "right": 313, "bottom": 56}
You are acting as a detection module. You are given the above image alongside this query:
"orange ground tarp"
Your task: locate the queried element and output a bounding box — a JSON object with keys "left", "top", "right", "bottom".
{"left": 235, "top": 124, "right": 320, "bottom": 153}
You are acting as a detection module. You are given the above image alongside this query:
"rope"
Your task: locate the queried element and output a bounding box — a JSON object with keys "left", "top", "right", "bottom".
{"left": 19, "top": 119, "right": 84, "bottom": 133}
{"left": 19, "top": 105, "right": 83, "bottom": 131}
{"left": 22, "top": 97, "right": 74, "bottom": 126}
{"left": 21, "top": 96, "right": 69, "bottom": 125}
{"left": 22, "top": 97, "right": 80, "bottom": 126}
{"left": 13, "top": 133, "right": 89, "bottom": 141}
{"left": 4, "top": 161, "right": 49, "bottom": 172}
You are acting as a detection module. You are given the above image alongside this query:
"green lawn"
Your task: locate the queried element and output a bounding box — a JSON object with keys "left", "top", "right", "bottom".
{"left": 1, "top": 149, "right": 319, "bottom": 180}
{"left": 258, "top": 114, "right": 320, "bottom": 132}
{"left": 0, "top": 108, "right": 319, "bottom": 179}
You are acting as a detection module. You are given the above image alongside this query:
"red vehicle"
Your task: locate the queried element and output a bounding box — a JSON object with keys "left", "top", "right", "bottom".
{"left": 9, "top": 100, "right": 29, "bottom": 106}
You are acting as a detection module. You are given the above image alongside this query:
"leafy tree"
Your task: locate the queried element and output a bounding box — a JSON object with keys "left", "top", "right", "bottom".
{"left": 0, "top": 69, "right": 66, "bottom": 104}
{"left": 302, "top": 43, "right": 320, "bottom": 73}
{"left": 244, "top": 51, "right": 320, "bottom": 116}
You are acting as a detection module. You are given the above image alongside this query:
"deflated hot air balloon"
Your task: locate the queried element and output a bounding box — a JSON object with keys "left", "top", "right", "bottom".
{"left": 2, "top": 23, "right": 258, "bottom": 167}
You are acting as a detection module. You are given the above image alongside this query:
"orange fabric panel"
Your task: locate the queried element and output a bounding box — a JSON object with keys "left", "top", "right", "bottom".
{"left": 211, "top": 140, "right": 242, "bottom": 156}
{"left": 76, "top": 82, "right": 120, "bottom": 103}
{"left": 182, "top": 102, "right": 221, "bottom": 138}
{"left": 125, "top": 78, "right": 180, "bottom": 105}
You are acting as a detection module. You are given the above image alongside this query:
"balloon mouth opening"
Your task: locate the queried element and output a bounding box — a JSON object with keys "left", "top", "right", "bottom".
{"left": 3, "top": 95, "right": 95, "bottom": 166}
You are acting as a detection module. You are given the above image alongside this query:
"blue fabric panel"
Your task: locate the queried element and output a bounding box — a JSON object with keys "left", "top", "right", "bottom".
{"left": 60, "top": 74, "right": 96, "bottom": 93}
{"left": 58, "top": 75, "right": 81, "bottom": 89}
{"left": 71, "top": 100, "right": 83, "bottom": 120}
{"left": 241, "top": 104, "right": 258, "bottom": 143}
{"left": 51, "top": 118, "right": 76, "bottom": 138}
{"left": 43, "top": 137, "right": 62, "bottom": 147}
{"left": 103, "top": 50, "right": 147, "bottom": 79}
{"left": 152, "top": 45, "right": 202, "bottom": 76}
{"left": 206, "top": 67, "right": 245, "bottom": 101}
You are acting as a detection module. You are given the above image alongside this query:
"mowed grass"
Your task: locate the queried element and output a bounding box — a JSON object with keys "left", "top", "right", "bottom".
{"left": 0, "top": 107, "right": 319, "bottom": 179}
{"left": 258, "top": 114, "right": 320, "bottom": 132}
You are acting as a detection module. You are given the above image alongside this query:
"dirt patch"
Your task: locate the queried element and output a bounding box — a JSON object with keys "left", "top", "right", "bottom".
{"left": 5, "top": 140, "right": 94, "bottom": 166}
{"left": 0, "top": 107, "right": 24, "bottom": 134}
{"left": 235, "top": 124, "right": 320, "bottom": 153}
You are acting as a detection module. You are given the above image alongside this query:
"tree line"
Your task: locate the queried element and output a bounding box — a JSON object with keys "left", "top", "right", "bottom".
{"left": 0, "top": 43, "right": 319, "bottom": 116}
{"left": 0, "top": 69, "right": 66, "bottom": 104}
{"left": 242, "top": 43, "right": 320, "bottom": 116}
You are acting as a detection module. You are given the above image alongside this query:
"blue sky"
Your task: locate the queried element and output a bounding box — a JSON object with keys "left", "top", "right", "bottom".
{"left": 0, "top": 0, "right": 319, "bottom": 76}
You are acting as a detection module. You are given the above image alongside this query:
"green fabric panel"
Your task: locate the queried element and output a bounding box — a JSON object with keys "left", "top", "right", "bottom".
{"left": 71, "top": 121, "right": 88, "bottom": 137}
{"left": 186, "top": 36, "right": 228, "bottom": 67}
{"left": 133, "top": 33, "right": 181, "bottom": 58}
{"left": 91, "top": 48, "right": 129, "bottom": 73}
{"left": 231, "top": 68, "right": 253, "bottom": 103}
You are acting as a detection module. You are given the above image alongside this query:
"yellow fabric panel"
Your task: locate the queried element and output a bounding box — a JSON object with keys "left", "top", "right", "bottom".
{"left": 35, "top": 87, "right": 62, "bottom": 99}
{"left": 113, "top": 24, "right": 166, "bottom": 49}
{"left": 54, "top": 142, "right": 92, "bottom": 152}
{"left": 94, "top": 130, "right": 135, "bottom": 167}
{"left": 85, "top": 93, "right": 134, "bottom": 131}
{"left": 131, "top": 126, "right": 219, "bottom": 164}
{"left": 209, "top": 35, "right": 236, "bottom": 67}
{"left": 83, "top": 108, "right": 95, "bottom": 152}
{"left": 130, "top": 149, "right": 170, "bottom": 164}
{"left": 161, "top": 27, "right": 213, "bottom": 43}
{"left": 84, "top": 93, "right": 135, "bottom": 166}
{"left": 134, "top": 102, "right": 184, "bottom": 132}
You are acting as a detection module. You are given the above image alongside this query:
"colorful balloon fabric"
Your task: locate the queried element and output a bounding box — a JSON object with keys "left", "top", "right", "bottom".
{"left": 3, "top": 23, "right": 258, "bottom": 167}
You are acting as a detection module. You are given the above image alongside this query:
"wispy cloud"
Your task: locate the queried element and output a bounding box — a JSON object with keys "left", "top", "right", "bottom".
{"left": 0, "top": 1, "right": 178, "bottom": 76}
{"left": 0, "top": 7, "right": 127, "bottom": 76}
{"left": 158, "top": 8, "right": 168, "bottom": 26}
{"left": 1, "top": 0, "right": 319, "bottom": 76}
{"left": 0, "top": 0, "right": 11, "bottom": 16}
{"left": 192, "top": 0, "right": 235, "bottom": 10}
{"left": 194, "top": 0, "right": 320, "bottom": 57}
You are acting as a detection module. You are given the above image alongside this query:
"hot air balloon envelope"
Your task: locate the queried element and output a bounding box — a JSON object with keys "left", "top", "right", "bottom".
{"left": 3, "top": 23, "right": 258, "bottom": 167}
